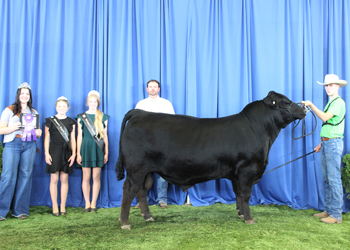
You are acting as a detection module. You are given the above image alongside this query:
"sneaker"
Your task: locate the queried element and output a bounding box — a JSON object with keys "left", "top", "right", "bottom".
{"left": 134, "top": 203, "right": 140, "bottom": 209}
{"left": 159, "top": 202, "right": 168, "bottom": 208}
{"left": 0, "top": 217, "right": 5, "bottom": 221}
{"left": 313, "top": 212, "right": 329, "bottom": 218}
{"left": 320, "top": 216, "right": 342, "bottom": 224}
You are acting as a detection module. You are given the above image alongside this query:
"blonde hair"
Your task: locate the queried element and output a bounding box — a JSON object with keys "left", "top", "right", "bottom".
{"left": 55, "top": 99, "right": 69, "bottom": 107}
{"left": 87, "top": 94, "right": 104, "bottom": 139}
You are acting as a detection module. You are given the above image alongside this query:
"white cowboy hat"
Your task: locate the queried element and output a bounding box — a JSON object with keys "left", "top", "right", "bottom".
{"left": 317, "top": 74, "right": 347, "bottom": 87}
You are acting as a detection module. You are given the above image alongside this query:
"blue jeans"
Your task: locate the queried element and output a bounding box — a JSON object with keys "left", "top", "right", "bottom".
{"left": 156, "top": 175, "right": 168, "bottom": 204}
{"left": 0, "top": 138, "right": 36, "bottom": 219}
{"left": 321, "top": 138, "right": 343, "bottom": 221}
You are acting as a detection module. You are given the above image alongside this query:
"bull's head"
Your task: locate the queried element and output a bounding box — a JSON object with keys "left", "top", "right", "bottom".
{"left": 263, "top": 91, "right": 306, "bottom": 128}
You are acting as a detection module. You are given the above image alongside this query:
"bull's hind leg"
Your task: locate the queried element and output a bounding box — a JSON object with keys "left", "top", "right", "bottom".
{"left": 236, "top": 196, "right": 244, "bottom": 219}
{"left": 231, "top": 181, "right": 244, "bottom": 219}
{"left": 120, "top": 177, "right": 139, "bottom": 229}
{"left": 136, "top": 173, "right": 154, "bottom": 221}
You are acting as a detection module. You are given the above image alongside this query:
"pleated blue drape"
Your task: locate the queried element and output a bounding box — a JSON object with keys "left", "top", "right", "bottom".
{"left": 0, "top": 0, "right": 349, "bottom": 212}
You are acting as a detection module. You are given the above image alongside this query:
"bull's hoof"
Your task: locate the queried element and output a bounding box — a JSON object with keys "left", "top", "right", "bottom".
{"left": 121, "top": 224, "right": 131, "bottom": 230}
{"left": 244, "top": 219, "right": 256, "bottom": 224}
{"left": 145, "top": 217, "right": 155, "bottom": 222}
{"left": 238, "top": 214, "right": 244, "bottom": 219}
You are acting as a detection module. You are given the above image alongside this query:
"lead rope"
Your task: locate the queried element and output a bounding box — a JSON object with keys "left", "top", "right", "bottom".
{"left": 263, "top": 150, "right": 316, "bottom": 175}
{"left": 291, "top": 103, "right": 317, "bottom": 152}
{"left": 264, "top": 103, "right": 317, "bottom": 175}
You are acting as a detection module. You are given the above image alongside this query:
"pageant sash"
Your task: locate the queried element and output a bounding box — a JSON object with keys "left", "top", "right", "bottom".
{"left": 78, "top": 113, "right": 105, "bottom": 152}
{"left": 48, "top": 116, "right": 70, "bottom": 143}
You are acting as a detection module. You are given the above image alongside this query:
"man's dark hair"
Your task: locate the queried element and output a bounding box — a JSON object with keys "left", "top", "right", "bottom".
{"left": 147, "top": 80, "right": 160, "bottom": 88}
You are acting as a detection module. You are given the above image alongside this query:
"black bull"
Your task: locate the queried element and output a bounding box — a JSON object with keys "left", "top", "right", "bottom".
{"left": 116, "top": 91, "right": 306, "bottom": 229}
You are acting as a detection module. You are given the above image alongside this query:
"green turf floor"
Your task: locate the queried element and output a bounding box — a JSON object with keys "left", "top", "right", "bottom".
{"left": 0, "top": 203, "right": 349, "bottom": 249}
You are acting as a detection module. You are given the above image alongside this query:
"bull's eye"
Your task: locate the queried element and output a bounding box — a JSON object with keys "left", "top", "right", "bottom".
{"left": 273, "top": 101, "right": 275, "bottom": 105}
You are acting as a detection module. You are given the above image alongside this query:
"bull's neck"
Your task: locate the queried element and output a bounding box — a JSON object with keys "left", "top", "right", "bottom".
{"left": 240, "top": 101, "right": 281, "bottom": 143}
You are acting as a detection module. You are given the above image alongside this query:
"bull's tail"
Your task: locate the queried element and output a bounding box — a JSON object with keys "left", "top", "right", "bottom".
{"left": 116, "top": 109, "right": 135, "bottom": 181}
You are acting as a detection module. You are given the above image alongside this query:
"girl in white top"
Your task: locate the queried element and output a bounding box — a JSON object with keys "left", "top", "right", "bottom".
{"left": 0, "top": 82, "right": 42, "bottom": 221}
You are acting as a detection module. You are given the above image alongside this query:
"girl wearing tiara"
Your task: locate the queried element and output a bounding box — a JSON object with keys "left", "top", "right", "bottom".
{"left": 44, "top": 97, "right": 76, "bottom": 216}
{"left": 0, "top": 82, "right": 42, "bottom": 221}
{"left": 76, "top": 91, "right": 109, "bottom": 212}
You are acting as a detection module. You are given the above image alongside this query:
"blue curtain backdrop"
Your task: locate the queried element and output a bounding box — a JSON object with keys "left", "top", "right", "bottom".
{"left": 0, "top": 0, "right": 349, "bottom": 212}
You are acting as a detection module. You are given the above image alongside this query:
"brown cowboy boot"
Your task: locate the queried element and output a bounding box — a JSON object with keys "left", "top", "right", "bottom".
{"left": 320, "top": 216, "right": 342, "bottom": 224}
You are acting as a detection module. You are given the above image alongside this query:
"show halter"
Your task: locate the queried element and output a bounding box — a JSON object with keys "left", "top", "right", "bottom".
{"left": 263, "top": 102, "right": 317, "bottom": 176}
{"left": 291, "top": 102, "right": 317, "bottom": 140}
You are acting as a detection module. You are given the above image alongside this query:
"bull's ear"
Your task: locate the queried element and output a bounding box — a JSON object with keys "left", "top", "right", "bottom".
{"left": 263, "top": 96, "right": 278, "bottom": 108}
{"left": 268, "top": 91, "right": 276, "bottom": 97}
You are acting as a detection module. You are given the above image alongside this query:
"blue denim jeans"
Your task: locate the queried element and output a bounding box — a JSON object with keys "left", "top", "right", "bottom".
{"left": 156, "top": 175, "right": 168, "bottom": 204}
{"left": 0, "top": 138, "right": 36, "bottom": 219}
{"left": 321, "top": 138, "right": 343, "bottom": 221}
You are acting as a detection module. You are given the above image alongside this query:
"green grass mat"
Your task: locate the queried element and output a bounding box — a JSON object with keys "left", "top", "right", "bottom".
{"left": 0, "top": 203, "right": 349, "bottom": 249}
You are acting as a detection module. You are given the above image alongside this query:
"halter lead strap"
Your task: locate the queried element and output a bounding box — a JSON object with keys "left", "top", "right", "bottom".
{"left": 322, "top": 97, "right": 345, "bottom": 127}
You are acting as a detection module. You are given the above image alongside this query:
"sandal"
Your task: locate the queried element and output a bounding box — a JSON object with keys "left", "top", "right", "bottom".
{"left": 84, "top": 207, "right": 91, "bottom": 213}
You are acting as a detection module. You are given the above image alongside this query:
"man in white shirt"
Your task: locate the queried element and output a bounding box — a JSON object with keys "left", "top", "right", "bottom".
{"left": 134, "top": 80, "right": 175, "bottom": 208}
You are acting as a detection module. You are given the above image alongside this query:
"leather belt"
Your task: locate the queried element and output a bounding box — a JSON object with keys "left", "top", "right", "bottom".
{"left": 321, "top": 137, "right": 339, "bottom": 141}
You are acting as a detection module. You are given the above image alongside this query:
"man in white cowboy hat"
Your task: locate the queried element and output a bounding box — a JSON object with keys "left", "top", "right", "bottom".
{"left": 302, "top": 74, "right": 347, "bottom": 224}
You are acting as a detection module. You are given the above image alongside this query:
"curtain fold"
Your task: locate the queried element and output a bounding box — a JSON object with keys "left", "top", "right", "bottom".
{"left": 0, "top": 0, "right": 349, "bottom": 212}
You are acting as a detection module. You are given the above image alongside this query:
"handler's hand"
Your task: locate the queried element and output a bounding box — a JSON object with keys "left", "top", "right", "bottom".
{"left": 301, "top": 101, "right": 313, "bottom": 107}
{"left": 45, "top": 154, "right": 52, "bottom": 165}
{"left": 314, "top": 143, "right": 321, "bottom": 153}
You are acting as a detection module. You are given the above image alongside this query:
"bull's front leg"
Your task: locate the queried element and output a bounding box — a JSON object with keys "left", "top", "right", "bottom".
{"left": 231, "top": 181, "right": 244, "bottom": 219}
{"left": 120, "top": 178, "right": 137, "bottom": 229}
{"left": 239, "top": 184, "right": 255, "bottom": 224}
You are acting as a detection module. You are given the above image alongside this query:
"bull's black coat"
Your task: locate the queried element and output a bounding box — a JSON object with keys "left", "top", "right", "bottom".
{"left": 116, "top": 91, "right": 306, "bottom": 229}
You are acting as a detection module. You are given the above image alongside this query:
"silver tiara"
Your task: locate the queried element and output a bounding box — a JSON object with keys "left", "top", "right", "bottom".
{"left": 88, "top": 90, "right": 100, "bottom": 98}
{"left": 18, "top": 82, "right": 31, "bottom": 89}
{"left": 57, "top": 96, "right": 68, "bottom": 101}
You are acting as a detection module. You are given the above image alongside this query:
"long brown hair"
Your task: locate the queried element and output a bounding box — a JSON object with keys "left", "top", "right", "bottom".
{"left": 12, "top": 88, "right": 34, "bottom": 116}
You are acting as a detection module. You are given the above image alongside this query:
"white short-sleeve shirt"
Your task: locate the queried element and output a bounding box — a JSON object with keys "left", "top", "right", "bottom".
{"left": 0, "top": 107, "right": 38, "bottom": 143}
{"left": 135, "top": 96, "right": 175, "bottom": 115}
